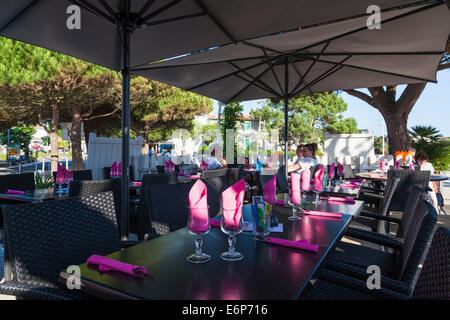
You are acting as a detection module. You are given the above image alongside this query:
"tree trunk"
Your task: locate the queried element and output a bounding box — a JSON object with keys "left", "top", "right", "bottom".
{"left": 382, "top": 109, "right": 411, "bottom": 153}
{"left": 50, "top": 102, "right": 60, "bottom": 173}
{"left": 70, "top": 108, "right": 84, "bottom": 170}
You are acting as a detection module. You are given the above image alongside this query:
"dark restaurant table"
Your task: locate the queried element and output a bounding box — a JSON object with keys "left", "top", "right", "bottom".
{"left": 320, "top": 184, "right": 360, "bottom": 198}
{"left": 59, "top": 198, "right": 364, "bottom": 300}
{"left": 0, "top": 188, "right": 68, "bottom": 203}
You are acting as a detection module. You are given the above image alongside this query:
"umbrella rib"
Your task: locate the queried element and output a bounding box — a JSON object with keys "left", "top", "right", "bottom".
{"left": 287, "top": 56, "right": 313, "bottom": 96}
{"left": 289, "top": 42, "right": 329, "bottom": 97}
{"left": 137, "top": 0, "right": 158, "bottom": 18}
{"left": 144, "top": 12, "right": 208, "bottom": 27}
{"left": 227, "top": 58, "right": 283, "bottom": 103}
{"left": 0, "top": 0, "right": 38, "bottom": 34}
{"left": 193, "top": 0, "right": 236, "bottom": 43}
{"left": 300, "top": 56, "right": 438, "bottom": 84}
{"left": 288, "top": 1, "right": 444, "bottom": 57}
{"left": 140, "top": 0, "right": 184, "bottom": 25}
{"left": 292, "top": 51, "right": 446, "bottom": 57}
{"left": 292, "top": 55, "right": 352, "bottom": 96}
{"left": 68, "top": 0, "right": 116, "bottom": 25}
{"left": 186, "top": 56, "right": 280, "bottom": 91}
{"left": 262, "top": 48, "right": 284, "bottom": 95}
{"left": 97, "top": 0, "right": 118, "bottom": 20}
{"left": 228, "top": 61, "right": 282, "bottom": 97}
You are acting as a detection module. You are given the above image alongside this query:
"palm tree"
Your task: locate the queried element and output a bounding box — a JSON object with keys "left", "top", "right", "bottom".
{"left": 409, "top": 125, "right": 443, "bottom": 144}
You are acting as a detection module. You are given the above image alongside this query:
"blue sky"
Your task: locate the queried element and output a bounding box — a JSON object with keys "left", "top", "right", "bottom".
{"left": 212, "top": 70, "right": 450, "bottom": 137}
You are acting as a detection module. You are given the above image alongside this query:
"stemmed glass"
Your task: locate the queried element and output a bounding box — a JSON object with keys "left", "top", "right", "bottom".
{"left": 221, "top": 215, "right": 244, "bottom": 261}
{"left": 55, "top": 177, "right": 64, "bottom": 195}
{"left": 65, "top": 176, "right": 73, "bottom": 194}
{"left": 288, "top": 189, "right": 302, "bottom": 221}
{"left": 313, "top": 184, "right": 322, "bottom": 205}
{"left": 187, "top": 215, "right": 211, "bottom": 264}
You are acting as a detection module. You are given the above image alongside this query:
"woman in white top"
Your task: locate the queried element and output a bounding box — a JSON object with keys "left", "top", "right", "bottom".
{"left": 415, "top": 151, "right": 439, "bottom": 211}
{"left": 288, "top": 143, "right": 318, "bottom": 173}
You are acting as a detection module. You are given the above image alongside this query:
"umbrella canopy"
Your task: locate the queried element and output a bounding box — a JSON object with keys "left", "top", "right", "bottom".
{"left": 133, "top": 1, "right": 450, "bottom": 172}
{"left": 0, "top": 0, "right": 445, "bottom": 238}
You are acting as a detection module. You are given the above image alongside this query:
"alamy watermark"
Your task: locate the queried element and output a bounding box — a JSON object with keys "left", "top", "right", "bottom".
{"left": 66, "top": 265, "right": 81, "bottom": 290}
{"left": 366, "top": 265, "right": 381, "bottom": 290}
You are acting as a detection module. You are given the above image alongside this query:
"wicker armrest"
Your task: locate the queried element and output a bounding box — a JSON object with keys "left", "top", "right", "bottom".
{"left": 318, "top": 269, "right": 409, "bottom": 300}
{"left": 359, "top": 210, "right": 401, "bottom": 224}
{"left": 325, "top": 260, "right": 412, "bottom": 296}
{"left": 0, "top": 281, "right": 90, "bottom": 300}
{"left": 345, "top": 227, "right": 404, "bottom": 250}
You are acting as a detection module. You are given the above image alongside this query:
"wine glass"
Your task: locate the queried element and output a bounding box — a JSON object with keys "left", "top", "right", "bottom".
{"left": 288, "top": 189, "right": 302, "bottom": 221}
{"left": 221, "top": 214, "right": 244, "bottom": 261}
{"left": 187, "top": 215, "right": 211, "bottom": 264}
{"left": 313, "top": 184, "right": 322, "bottom": 205}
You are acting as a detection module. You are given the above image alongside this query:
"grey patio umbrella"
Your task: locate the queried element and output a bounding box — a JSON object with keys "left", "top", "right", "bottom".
{"left": 0, "top": 0, "right": 437, "bottom": 238}
{"left": 132, "top": 1, "right": 450, "bottom": 175}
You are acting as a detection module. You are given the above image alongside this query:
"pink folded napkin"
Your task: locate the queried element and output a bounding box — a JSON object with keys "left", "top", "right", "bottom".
{"left": 301, "top": 169, "right": 311, "bottom": 191}
{"left": 326, "top": 196, "right": 355, "bottom": 204}
{"left": 132, "top": 181, "right": 142, "bottom": 187}
{"left": 110, "top": 161, "right": 117, "bottom": 177}
{"left": 313, "top": 165, "right": 324, "bottom": 191}
{"left": 222, "top": 179, "right": 246, "bottom": 230}
{"left": 265, "top": 237, "right": 319, "bottom": 253}
{"left": 87, "top": 255, "right": 147, "bottom": 276}
{"left": 210, "top": 219, "right": 221, "bottom": 228}
{"left": 276, "top": 200, "right": 285, "bottom": 205}
{"left": 6, "top": 190, "right": 25, "bottom": 195}
{"left": 56, "top": 164, "right": 65, "bottom": 184}
{"left": 290, "top": 172, "right": 301, "bottom": 205}
{"left": 188, "top": 180, "right": 209, "bottom": 233}
{"left": 339, "top": 183, "right": 360, "bottom": 189}
{"left": 348, "top": 178, "right": 364, "bottom": 183}
{"left": 64, "top": 167, "right": 73, "bottom": 181}
{"left": 188, "top": 175, "right": 200, "bottom": 179}
{"left": 263, "top": 174, "right": 277, "bottom": 204}
{"left": 395, "top": 160, "right": 400, "bottom": 170}
{"left": 200, "top": 160, "right": 208, "bottom": 170}
{"left": 178, "top": 171, "right": 186, "bottom": 176}
{"left": 379, "top": 159, "right": 386, "bottom": 171}
{"left": 338, "top": 162, "right": 344, "bottom": 176}
{"left": 168, "top": 160, "right": 175, "bottom": 172}
{"left": 302, "top": 210, "right": 342, "bottom": 218}
{"left": 165, "top": 160, "right": 170, "bottom": 172}
{"left": 117, "top": 162, "right": 122, "bottom": 177}
{"left": 328, "top": 163, "right": 335, "bottom": 179}
{"left": 409, "top": 162, "right": 415, "bottom": 171}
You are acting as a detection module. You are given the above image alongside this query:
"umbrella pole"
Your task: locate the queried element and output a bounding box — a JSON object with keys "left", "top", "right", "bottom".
{"left": 284, "top": 58, "right": 289, "bottom": 181}
{"left": 120, "top": 24, "right": 131, "bottom": 241}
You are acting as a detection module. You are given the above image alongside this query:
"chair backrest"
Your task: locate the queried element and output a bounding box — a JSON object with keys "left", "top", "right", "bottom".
{"left": 387, "top": 170, "right": 430, "bottom": 212}
{"left": 412, "top": 227, "right": 450, "bottom": 300}
{"left": 226, "top": 167, "right": 243, "bottom": 187}
{"left": 276, "top": 167, "right": 289, "bottom": 193}
{"left": 378, "top": 173, "right": 400, "bottom": 216}
{"left": 200, "top": 168, "right": 228, "bottom": 218}
{"left": 141, "top": 181, "right": 195, "bottom": 236}
{"left": 103, "top": 166, "right": 135, "bottom": 181}
{"left": 396, "top": 185, "right": 428, "bottom": 239}
{"left": 395, "top": 199, "right": 438, "bottom": 287}
{"left": 256, "top": 171, "right": 275, "bottom": 195}
{"left": 69, "top": 179, "right": 122, "bottom": 232}
{"left": 0, "top": 172, "right": 35, "bottom": 194}
{"left": 2, "top": 192, "right": 120, "bottom": 284}
{"left": 142, "top": 173, "right": 177, "bottom": 185}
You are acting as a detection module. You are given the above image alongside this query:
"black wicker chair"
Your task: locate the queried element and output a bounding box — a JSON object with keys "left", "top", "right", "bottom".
{"left": 345, "top": 185, "right": 427, "bottom": 248}
{"left": 323, "top": 199, "right": 438, "bottom": 297}
{"left": 302, "top": 226, "right": 449, "bottom": 300}
{"left": 52, "top": 169, "right": 92, "bottom": 183}
{"left": 200, "top": 168, "right": 228, "bottom": 218}
{"left": 387, "top": 170, "right": 430, "bottom": 212}
{"left": 351, "top": 174, "right": 400, "bottom": 235}
{"left": 0, "top": 192, "right": 122, "bottom": 300}
{"left": 226, "top": 167, "right": 243, "bottom": 187}
{"left": 68, "top": 179, "right": 138, "bottom": 236}
{"left": 135, "top": 173, "right": 177, "bottom": 240}
{"left": 0, "top": 172, "right": 36, "bottom": 231}
{"left": 139, "top": 181, "right": 195, "bottom": 238}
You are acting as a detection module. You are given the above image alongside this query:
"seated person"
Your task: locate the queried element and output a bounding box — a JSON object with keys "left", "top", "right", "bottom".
{"left": 287, "top": 143, "right": 318, "bottom": 173}
{"left": 207, "top": 149, "right": 224, "bottom": 170}
{"left": 415, "top": 151, "right": 439, "bottom": 210}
